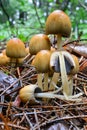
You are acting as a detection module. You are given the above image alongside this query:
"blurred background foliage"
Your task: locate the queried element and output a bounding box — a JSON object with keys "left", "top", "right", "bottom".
{"left": 0, "top": 0, "right": 87, "bottom": 42}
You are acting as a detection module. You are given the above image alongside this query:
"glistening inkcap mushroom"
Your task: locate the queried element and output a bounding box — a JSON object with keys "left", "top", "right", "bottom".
{"left": 32, "top": 50, "right": 51, "bottom": 91}
{"left": 19, "top": 84, "right": 42, "bottom": 103}
{"left": 45, "top": 10, "right": 71, "bottom": 50}
{"left": 6, "top": 38, "right": 27, "bottom": 66}
{"left": 19, "top": 83, "right": 82, "bottom": 104}
{"left": 29, "top": 34, "right": 51, "bottom": 55}
{"left": 50, "top": 51, "right": 82, "bottom": 100}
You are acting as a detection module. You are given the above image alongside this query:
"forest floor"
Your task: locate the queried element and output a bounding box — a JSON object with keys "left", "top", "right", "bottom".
{"left": 0, "top": 39, "right": 87, "bottom": 130}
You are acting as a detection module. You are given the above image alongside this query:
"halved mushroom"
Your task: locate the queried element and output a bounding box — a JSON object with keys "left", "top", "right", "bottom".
{"left": 50, "top": 51, "right": 80, "bottom": 99}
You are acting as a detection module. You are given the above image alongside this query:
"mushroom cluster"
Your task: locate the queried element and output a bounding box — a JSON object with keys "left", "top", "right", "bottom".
{"left": 18, "top": 10, "right": 82, "bottom": 104}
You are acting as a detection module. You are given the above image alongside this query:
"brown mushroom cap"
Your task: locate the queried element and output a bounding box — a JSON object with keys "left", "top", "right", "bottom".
{"left": 19, "top": 84, "right": 42, "bottom": 103}
{"left": 70, "top": 54, "right": 79, "bottom": 74}
{"left": 29, "top": 34, "right": 51, "bottom": 55}
{"left": 45, "top": 10, "right": 71, "bottom": 37}
{"left": 50, "top": 51, "right": 76, "bottom": 74}
{"left": 0, "top": 53, "right": 10, "bottom": 65}
{"left": 6, "top": 38, "right": 27, "bottom": 58}
{"left": 32, "top": 50, "right": 51, "bottom": 73}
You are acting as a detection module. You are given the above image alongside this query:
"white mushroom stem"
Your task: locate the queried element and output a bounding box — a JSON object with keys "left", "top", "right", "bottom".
{"left": 68, "top": 75, "right": 73, "bottom": 95}
{"left": 35, "top": 92, "right": 82, "bottom": 101}
{"left": 43, "top": 73, "right": 49, "bottom": 91}
{"left": 37, "top": 73, "right": 43, "bottom": 91}
{"left": 58, "top": 52, "right": 70, "bottom": 99}
{"left": 49, "top": 72, "right": 59, "bottom": 91}
{"left": 19, "top": 84, "right": 83, "bottom": 103}
{"left": 57, "top": 34, "right": 62, "bottom": 50}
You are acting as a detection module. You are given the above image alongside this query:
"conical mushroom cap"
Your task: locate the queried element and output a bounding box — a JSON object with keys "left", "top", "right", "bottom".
{"left": 29, "top": 34, "right": 51, "bottom": 55}
{"left": 46, "top": 10, "right": 71, "bottom": 37}
{"left": 6, "top": 38, "right": 27, "bottom": 58}
{"left": 32, "top": 50, "right": 51, "bottom": 73}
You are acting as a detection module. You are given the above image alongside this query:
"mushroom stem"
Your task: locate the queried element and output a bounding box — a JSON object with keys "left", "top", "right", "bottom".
{"left": 57, "top": 34, "right": 62, "bottom": 50}
{"left": 43, "top": 73, "right": 48, "bottom": 91}
{"left": 58, "top": 52, "right": 70, "bottom": 98}
{"left": 35, "top": 92, "right": 82, "bottom": 101}
{"left": 68, "top": 75, "right": 73, "bottom": 95}
{"left": 49, "top": 72, "right": 59, "bottom": 91}
{"left": 37, "top": 73, "right": 43, "bottom": 91}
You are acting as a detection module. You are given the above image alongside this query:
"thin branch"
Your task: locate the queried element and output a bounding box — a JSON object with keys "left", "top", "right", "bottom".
{"left": 0, "top": 0, "right": 9, "bottom": 21}
{"left": 79, "top": 0, "right": 87, "bottom": 11}
{"left": 32, "top": 0, "right": 43, "bottom": 28}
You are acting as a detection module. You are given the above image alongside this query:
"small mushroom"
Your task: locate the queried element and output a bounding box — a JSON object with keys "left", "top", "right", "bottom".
{"left": 2, "top": 49, "right": 25, "bottom": 65}
{"left": 50, "top": 51, "right": 80, "bottom": 99}
{"left": 19, "top": 84, "right": 82, "bottom": 104}
{"left": 29, "top": 34, "right": 51, "bottom": 55}
{"left": 6, "top": 38, "right": 27, "bottom": 66}
{"left": 32, "top": 50, "right": 51, "bottom": 91}
{"left": 46, "top": 10, "right": 71, "bottom": 50}
{"left": 19, "top": 84, "right": 42, "bottom": 103}
{"left": 0, "top": 53, "right": 10, "bottom": 65}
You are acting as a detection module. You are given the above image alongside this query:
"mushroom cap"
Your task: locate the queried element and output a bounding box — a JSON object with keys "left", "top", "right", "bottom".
{"left": 70, "top": 54, "right": 79, "bottom": 74}
{"left": 50, "top": 51, "right": 76, "bottom": 74}
{"left": 6, "top": 38, "right": 27, "bottom": 58}
{"left": 19, "top": 84, "right": 42, "bottom": 103}
{"left": 32, "top": 50, "right": 51, "bottom": 73}
{"left": 0, "top": 53, "right": 10, "bottom": 65}
{"left": 29, "top": 34, "right": 51, "bottom": 55}
{"left": 45, "top": 10, "right": 71, "bottom": 37}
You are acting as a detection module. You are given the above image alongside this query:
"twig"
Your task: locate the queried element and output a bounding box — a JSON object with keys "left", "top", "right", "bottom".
{"left": 79, "top": 0, "right": 87, "bottom": 11}
{"left": 0, "top": 122, "right": 27, "bottom": 130}
{"left": 33, "top": 109, "right": 40, "bottom": 130}
{"left": 23, "top": 112, "right": 34, "bottom": 129}
{"left": 32, "top": 0, "right": 43, "bottom": 28}
{"left": 40, "top": 115, "right": 87, "bottom": 127}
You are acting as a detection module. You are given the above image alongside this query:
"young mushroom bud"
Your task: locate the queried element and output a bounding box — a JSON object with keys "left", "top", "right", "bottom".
{"left": 45, "top": 10, "right": 71, "bottom": 50}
